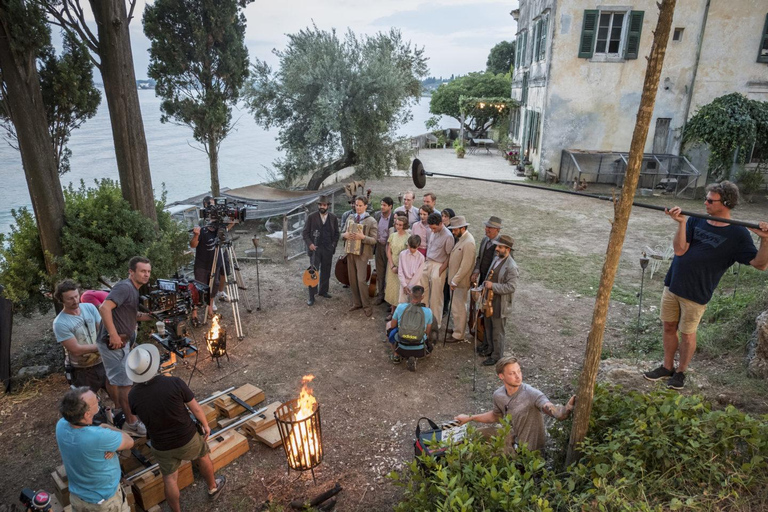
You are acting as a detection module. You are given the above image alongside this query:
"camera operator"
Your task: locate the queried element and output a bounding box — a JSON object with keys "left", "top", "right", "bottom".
{"left": 97, "top": 256, "right": 154, "bottom": 437}
{"left": 55, "top": 387, "right": 134, "bottom": 511}
{"left": 190, "top": 196, "right": 232, "bottom": 321}
{"left": 127, "top": 345, "right": 227, "bottom": 510}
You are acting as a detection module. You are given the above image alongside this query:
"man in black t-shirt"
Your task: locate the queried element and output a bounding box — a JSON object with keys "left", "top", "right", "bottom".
{"left": 126, "top": 345, "right": 226, "bottom": 510}
{"left": 644, "top": 181, "right": 768, "bottom": 390}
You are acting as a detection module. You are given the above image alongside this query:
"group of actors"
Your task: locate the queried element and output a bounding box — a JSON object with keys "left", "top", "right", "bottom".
{"left": 301, "top": 190, "right": 519, "bottom": 367}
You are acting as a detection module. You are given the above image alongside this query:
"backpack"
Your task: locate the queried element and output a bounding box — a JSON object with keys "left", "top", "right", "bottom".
{"left": 398, "top": 303, "right": 426, "bottom": 346}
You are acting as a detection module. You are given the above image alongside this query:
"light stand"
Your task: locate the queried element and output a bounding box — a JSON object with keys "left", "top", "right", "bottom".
{"left": 252, "top": 236, "right": 262, "bottom": 311}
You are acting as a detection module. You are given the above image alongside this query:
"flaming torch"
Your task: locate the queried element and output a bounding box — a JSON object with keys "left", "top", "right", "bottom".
{"left": 275, "top": 375, "right": 324, "bottom": 482}
{"left": 205, "top": 314, "right": 229, "bottom": 366}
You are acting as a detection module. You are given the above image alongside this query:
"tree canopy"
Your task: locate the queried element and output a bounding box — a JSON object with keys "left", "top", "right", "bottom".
{"left": 143, "top": 0, "right": 252, "bottom": 197}
{"left": 683, "top": 93, "right": 768, "bottom": 180}
{"left": 486, "top": 40, "right": 515, "bottom": 75}
{"left": 245, "top": 26, "right": 428, "bottom": 189}
{"left": 429, "top": 72, "right": 512, "bottom": 136}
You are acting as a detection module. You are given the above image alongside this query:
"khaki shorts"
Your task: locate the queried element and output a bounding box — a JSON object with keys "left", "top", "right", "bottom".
{"left": 151, "top": 432, "right": 210, "bottom": 476}
{"left": 70, "top": 486, "right": 129, "bottom": 512}
{"left": 660, "top": 287, "right": 707, "bottom": 334}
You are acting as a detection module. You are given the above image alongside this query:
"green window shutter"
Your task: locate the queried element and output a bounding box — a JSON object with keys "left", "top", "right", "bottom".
{"left": 540, "top": 16, "right": 548, "bottom": 60}
{"left": 758, "top": 13, "right": 768, "bottom": 63}
{"left": 579, "top": 10, "right": 599, "bottom": 58}
{"left": 532, "top": 21, "right": 539, "bottom": 62}
{"left": 624, "top": 11, "right": 645, "bottom": 59}
{"left": 516, "top": 33, "right": 522, "bottom": 68}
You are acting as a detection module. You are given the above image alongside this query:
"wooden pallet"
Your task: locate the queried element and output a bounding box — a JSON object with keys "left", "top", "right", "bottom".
{"left": 130, "top": 460, "right": 193, "bottom": 511}
{"left": 241, "top": 401, "right": 281, "bottom": 438}
{"left": 208, "top": 429, "right": 250, "bottom": 472}
{"left": 213, "top": 384, "right": 265, "bottom": 418}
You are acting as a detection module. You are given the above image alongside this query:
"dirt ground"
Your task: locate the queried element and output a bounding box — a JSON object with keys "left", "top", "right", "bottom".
{"left": 2, "top": 174, "right": 768, "bottom": 511}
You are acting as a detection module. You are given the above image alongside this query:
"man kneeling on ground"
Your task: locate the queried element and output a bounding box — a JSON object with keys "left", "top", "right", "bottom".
{"left": 126, "top": 345, "right": 226, "bottom": 511}
{"left": 387, "top": 285, "right": 433, "bottom": 371}
{"left": 454, "top": 356, "right": 575, "bottom": 454}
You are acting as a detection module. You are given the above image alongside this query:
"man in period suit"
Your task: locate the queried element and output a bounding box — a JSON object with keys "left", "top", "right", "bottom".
{"left": 480, "top": 234, "right": 519, "bottom": 366}
{"left": 342, "top": 195, "right": 378, "bottom": 316}
{"left": 373, "top": 197, "right": 395, "bottom": 305}
{"left": 446, "top": 216, "right": 476, "bottom": 343}
{"left": 471, "top": 216, "right": 502, "bottom": 287}
{"left": 302, "top": 195, "right": 340, "bottom": 306}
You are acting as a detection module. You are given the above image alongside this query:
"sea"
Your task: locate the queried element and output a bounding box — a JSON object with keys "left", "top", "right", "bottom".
{"left": 0, "top": 89, "right": 457, "bottom": 235}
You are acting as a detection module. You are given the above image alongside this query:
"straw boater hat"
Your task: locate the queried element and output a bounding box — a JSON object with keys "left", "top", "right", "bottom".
{"left": 448, "top": 216, "right": 469, "bottom": 230}
{"left": 492, "top": 234, "right": 515, "bottom": 249}
{"left": 125, "top": 344, "right": 161, "bottom": 383}
{"left": 484, "top": 216, "right": 503, "bottom": 229}
{"left": 317, "top": 195, "right": 331, "bottom": 205}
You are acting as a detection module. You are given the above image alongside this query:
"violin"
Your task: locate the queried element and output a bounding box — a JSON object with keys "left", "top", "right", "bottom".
{"left": 483, "top": 269, "right": 495, "bottom": 317}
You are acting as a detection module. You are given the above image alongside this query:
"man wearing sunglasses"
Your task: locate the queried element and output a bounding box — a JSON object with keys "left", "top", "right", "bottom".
{"left": 644, "top": 181, "right": 768, "bottom": 390}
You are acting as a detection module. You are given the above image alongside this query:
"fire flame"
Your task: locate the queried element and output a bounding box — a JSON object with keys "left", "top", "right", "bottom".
{"left": 286, "top": 374, "right": 320, "bottom": 467}
{"left": 206, "top": 314, "right": 226, "bottom": 357}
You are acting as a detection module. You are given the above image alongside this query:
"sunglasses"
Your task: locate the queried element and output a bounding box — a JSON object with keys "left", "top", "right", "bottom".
{"left": 705, "top": 198, "right": 723, "bottom": 204}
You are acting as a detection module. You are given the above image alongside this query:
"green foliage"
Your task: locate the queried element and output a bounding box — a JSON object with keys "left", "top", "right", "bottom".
{"left": 0, "top": 208, "right": 50, "bottom": 315}
{"left": 429, "top": 73, "right": 512, "bottom": 137}
{"left": 143, "top": 0, "right": 252, "bottom": 193}
{"left": 735, "top": 168, "right": 765, "bottom": 199}
{"left": 392, "top": 385, "right": 768, "bottom": 511}
{"left": 245, "top": 25, "right": 428, "bottom": 186}
{"left": 0, "top": 180, "right": 189, "bottom": 313}
{"left": 486, "top": 40, "right": 516, "bottom": 75}
{"left": 683, "top": 93, "right": 768, "bottom": 180}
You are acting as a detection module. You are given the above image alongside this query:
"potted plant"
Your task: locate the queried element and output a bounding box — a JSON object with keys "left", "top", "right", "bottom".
{"left": 453, "top": 139, "right": 466, "bottom": 159}
{"left": 506, "top": 149, "right": 519, "bottom": 165}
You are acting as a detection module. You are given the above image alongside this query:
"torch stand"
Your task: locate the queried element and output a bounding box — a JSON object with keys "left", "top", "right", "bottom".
{"left": 635, "top": 253, "right": 650, "bottom": 347}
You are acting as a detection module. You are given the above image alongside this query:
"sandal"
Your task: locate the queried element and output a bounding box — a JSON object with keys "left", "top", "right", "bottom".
{"left": 208, "top": 476, "right": 227, "bottom": 500}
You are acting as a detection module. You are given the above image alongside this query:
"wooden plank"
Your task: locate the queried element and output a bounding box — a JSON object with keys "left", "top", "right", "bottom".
{"left": 201, "top": 403, "right": 219, "bottom": 429}
{"left": 242, "top": 401, "right": 281, "bottom": 438}
{"left": 254, "top": 424, "right": 282, "bottom": 449}
{"left": 207, "top": 430, "right": 250, "bottom": 472}
{"left": 131, "top": 460, "right": 193, "bottom": 511}
{"left": 51, "top": 469, "right": 69, "bottom": 507}
{"left": 213, "top": 384, "right": 265, "bottom": 418}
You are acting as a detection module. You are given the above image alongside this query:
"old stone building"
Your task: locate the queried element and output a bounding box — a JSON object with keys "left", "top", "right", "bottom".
{"left": 510, "top": 0, "right": 768, "bottom": 182}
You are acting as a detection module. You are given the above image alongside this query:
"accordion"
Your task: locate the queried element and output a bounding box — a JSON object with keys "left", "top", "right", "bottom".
{"left": 344, "top": 220, "right": 364, "bottom": 255}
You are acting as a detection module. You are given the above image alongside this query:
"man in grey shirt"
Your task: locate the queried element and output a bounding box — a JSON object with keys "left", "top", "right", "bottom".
{"left": 421, "top": 212, "right": 455, "bottom": 327}
{"left": 98, "top": 256, "right": 154, "bottom": 436}
{"left": 455, "top": 356, "right": 575, "bottom": 453}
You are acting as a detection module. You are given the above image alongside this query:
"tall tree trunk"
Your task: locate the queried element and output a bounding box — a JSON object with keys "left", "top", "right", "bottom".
{"left": 90, "top": 0, "right": 156, "bottom": 222}
{"left": 566, "top": 0, "right": 677, "bottom": 466}
{"left": 0, "top": 13, "right": 64, "bottom": 276}
{"left": 208, "top": 135, "right": 220, "bottom": 197}
{"left": 306, "top": 151, "right": 356, "bottom": 191}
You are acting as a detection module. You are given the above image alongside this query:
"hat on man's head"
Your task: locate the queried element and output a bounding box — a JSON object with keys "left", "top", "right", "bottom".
{"left": 317, "top": 195, "right": 331, "bottom": 205}
{"left": 448, "top": 216, "right": 469, "bottom": 230}
{"left": 493, "top": 234, "right": 515, "bottom": 249}
{"left": 484, "top": 216, "right": 503, "bottom": 229}
{"left": 125, "top": 343, "right": 161, "bottom": 383}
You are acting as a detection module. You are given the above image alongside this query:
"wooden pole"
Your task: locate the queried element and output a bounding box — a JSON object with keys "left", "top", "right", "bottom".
{"left": 566, "top": 0, "right": 678, "bottom": 465}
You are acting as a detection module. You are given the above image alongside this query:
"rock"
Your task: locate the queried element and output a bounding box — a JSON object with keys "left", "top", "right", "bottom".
{"left": 16, "top": 365, "right": 50, "bottom": 379}
{"left": 747, "top": 310, "right": 768, "bottom": 379}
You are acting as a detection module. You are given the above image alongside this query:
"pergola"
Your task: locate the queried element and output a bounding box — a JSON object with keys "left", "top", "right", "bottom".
{"left": 457, "top": 95, "right": 518, "bottom": 144}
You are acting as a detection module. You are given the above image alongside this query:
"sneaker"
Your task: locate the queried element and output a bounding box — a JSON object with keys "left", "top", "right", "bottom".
{"left": 217, "top": 291, "right": 230, "bottom": 303}
{"left": 208, "top": 476, "right": 227, "bottom": 500}
{"left": 389, "top": 354, "right": 402, "bottom": 364}
{"left": 643, "top": 365, "right": 674, "bottom": 382}
{"left": 406, "top": 357, "right": 417, "bottom": 372}
{"left": 667, "top": 371, "right": 686, "bottom": 390}
{"left": 123, "top": 420, "right": 147, "bottom": 437}
{"left": 212, "top": 302, "right": 218, "bottom": 313}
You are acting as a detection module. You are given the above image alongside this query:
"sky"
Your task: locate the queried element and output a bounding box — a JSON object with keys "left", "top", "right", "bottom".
{"left": 98, "top": 0, "right": 520, "bottom": 80}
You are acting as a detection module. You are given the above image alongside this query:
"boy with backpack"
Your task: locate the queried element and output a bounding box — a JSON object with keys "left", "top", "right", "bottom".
{"left": 387, "top": 286, "right": 433, "bottom": 371}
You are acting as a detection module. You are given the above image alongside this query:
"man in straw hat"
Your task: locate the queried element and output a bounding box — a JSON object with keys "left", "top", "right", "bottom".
{"left": 127, "top": 345, "right": 226, "bottom": 510}
{"left": 302, "top": 194, "right": 340, "bottom": 306}
{"left": 446, "top": 216, "right": 476, "bottom": 342}
{"left": 480, "top": 234, "right": 519, "bottom": 366}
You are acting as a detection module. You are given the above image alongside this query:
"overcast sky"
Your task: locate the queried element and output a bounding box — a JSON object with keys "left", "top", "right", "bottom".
{"left": 112, "top": 0, "right": 519, "bottom": 80}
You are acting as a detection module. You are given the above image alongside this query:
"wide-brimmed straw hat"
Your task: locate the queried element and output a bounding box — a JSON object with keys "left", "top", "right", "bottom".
{"left": 492, "top": 234, "right": 515, "bottom": 249}
{"left": 125, "top": 344, "right": 161, "bottom": 383}
{"left": 484, "top": 216, "right": 503, "bottom": 229}
{"left": 448, "top": 216, "right": 469, "bottom": 230}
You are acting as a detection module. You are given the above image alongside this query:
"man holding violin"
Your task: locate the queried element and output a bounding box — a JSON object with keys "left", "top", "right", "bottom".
{"left": 479, "top": 235, "right": 519, "bottom": 366}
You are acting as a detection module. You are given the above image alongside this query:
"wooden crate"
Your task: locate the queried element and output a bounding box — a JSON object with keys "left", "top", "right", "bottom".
{"left": 208, "top": 429, "right": 250, "bottom": 472}
{"left": 242, "top": 401, "right": 281, "bottom": 438}
{"left": 213, "top": 384, "right": 265, "bottom": 418}
{"left": 201, "top": 403, "right": 219, "bottom": 429}
{"left": 119, "top": 442, "right": 156, "bottom": 474}
{"left": 254, "top": 424, "right": 282, "bottom": 449}
{"left": 130, "top": 460, "right": 193, "bottom": 511}
{"left": 51, "top": 464, "right": 69, "bottom": 507}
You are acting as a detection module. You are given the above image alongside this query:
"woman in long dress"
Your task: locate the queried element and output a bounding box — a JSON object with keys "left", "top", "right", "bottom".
{"left": 385, "top": 216, "right": 410, "bottom": 319}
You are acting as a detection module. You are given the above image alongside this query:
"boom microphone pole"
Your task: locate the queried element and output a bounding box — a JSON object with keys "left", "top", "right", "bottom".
{"left": 410, "top": 159, "right": 764, "bottom": 230}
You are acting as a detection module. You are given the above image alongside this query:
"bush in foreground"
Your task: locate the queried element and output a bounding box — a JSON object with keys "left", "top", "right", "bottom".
{"left": 391, "top": 385, "right": 768, "bottom": 511}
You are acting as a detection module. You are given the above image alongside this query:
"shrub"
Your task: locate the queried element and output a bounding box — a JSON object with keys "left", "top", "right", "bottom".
{"left": 0, "top": 208, "right": 50, "bottom": 315}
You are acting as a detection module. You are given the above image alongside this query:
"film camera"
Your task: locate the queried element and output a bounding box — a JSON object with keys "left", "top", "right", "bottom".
{"left": 201, "top": 197, "right": 258, "bottom": 234}
{"left": 140, "top": 277, "right": 210, "bottom": 360}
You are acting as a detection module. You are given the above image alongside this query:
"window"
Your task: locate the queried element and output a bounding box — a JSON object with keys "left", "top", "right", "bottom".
{"left": 578, "top": 10, "right": 644, "bottom": 60}
{"left": 673, "top": 27, "right": 684, "bottom": 41}
{"left": 758, "top": 14, "right": 768, "bottom": 63}
{"left": 538, "top": 16, "right": 548, "bottom": 61}
{"left": 521, "top": 30, "right": 529, "bottom": 67}
{"left": 532, "top": 21, "right": 540, "bottom": 64}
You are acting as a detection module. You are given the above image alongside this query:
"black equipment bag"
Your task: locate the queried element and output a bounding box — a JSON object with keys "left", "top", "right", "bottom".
{"left": 414, "top": 417, "right": 448, "bottom": 462}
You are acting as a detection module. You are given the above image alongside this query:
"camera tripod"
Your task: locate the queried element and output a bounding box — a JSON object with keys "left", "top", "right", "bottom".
{"left": 204, "top": 228, "right": 251, "bottom": 339}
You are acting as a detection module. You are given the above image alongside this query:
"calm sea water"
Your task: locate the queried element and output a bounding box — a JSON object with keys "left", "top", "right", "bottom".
{"left": 0, "top": 89, "right": 455, "bottom": 234}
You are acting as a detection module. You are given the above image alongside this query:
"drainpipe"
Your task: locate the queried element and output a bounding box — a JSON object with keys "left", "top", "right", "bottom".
{"left": 681, "top": 0, "right": 710, "bottom": 133}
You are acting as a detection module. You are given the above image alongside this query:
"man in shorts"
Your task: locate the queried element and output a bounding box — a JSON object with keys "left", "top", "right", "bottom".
{"left": 53, "top": 280, "right": 111, "bottom": 397}
{"left": 98, "top": 256, "right": 154, "bottom": 436}
{"left": 454, "top": 356, "right": 575, "bottom": 454}
{"left": 127, "top": 344, "right": 226, "bottom": 511}
{"left": 644, "top": 181, "right": 768, "bottom": 389}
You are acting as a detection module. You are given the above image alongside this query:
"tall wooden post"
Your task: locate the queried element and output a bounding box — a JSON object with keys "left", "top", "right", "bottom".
{"left": 566, "top": 0, "right": 678, "bottom": 465}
